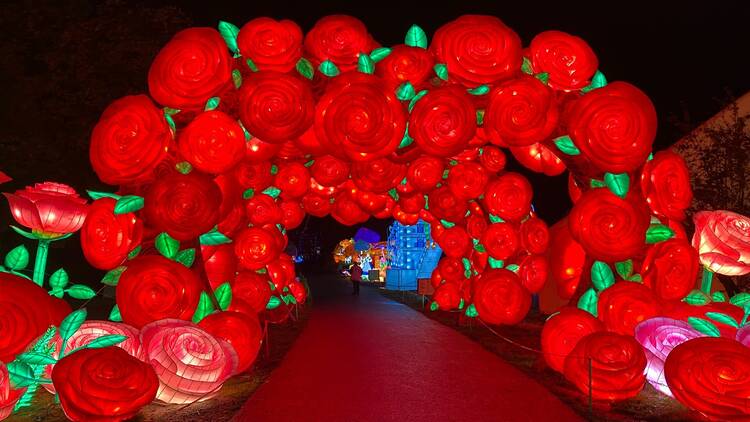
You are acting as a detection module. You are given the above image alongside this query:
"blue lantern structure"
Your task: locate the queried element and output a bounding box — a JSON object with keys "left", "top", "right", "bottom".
{"left": 385, "top": 219, "right": 441, "bottom": 290}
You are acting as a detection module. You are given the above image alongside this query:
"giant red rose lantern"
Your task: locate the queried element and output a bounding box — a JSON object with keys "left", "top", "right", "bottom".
{"left": 0, "top": 273, "right": 70, "bottom": 362}
{"left": 541, "top": 307, "right": 603, "bottom": 373}
{"left": 148, "top": 27, "right": 232, "bottom": 110}
{"left": 116, "top": 256, "right": 203, "bottom": 328}
{"left": 52, "top": 347, "right": 158, "bottom": 422}
{"left": 665, "top": 337, "right": 750, "bottom": 420}
{"left": 564, "top": 331, "right": 647, "bottom": 401}
{"left": 237, "top": 18, "right": 303, "bottom": 73}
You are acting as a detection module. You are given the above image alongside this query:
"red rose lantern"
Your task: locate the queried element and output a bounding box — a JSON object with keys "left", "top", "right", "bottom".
{"left": 409, "top": 86, "right": 477, "bottom": 157}
{"left": 239, "top": 71, "right": 314, "bottom": 143}
{"left": 199, "top": 311, "right": 263, "bottom": 374}
{"left": 89, "top": 95, "right": 172, "bottom": 185}
{"left": 304, "top": 15, "right": 377, "bottom": 71}
{"left": 541, "top": 307, "right": 604, "bottom": 373}
{"left": 430, "top": 15, "right": 522, "bottom": 87}
{"left": 143, "top": 171, "right": 222, "bottom": 241}
{"left": 568, "top": 189, "right": 648, "bottom": 262}
{"left": 178, "top": 110, "right": 245, "bottom": 174}
{"left": 641, "top": 238, "right": 699, "bottom": 301}
{"left": 237, "top": 17, "right": 302, "bottom": 73}
{"left": 640, "top": 150, "right": 693, "bottom": 221}
{"left": 0, "top": 273, "right": 70, "bottom": 362}
{"left": 232, "top": 271, "right": 273, "bottom": 314}
{"left": 597, "top": 281, "right": 661, "bottom": 336}
{"left": 565, "top": 82, "right": 657, "bottom": 174}
{"left": 665, "top": 337, "right": 750, "bottom": 420}
{"left": 148, "top": 27, "right": 232, "bottom": 110}
{"left": 80, "top": 197, "right": 142, "bottom": 270}
{"left": 473, "top": 269, "right": 531, "bottom": 325}
{"left": 52, "top": 347, "right": 158, "bottom": 422}
{"left": 528, "top": 30, "right": 598, "bottom": 91}
{"left": 116, "top": 255, "right": 203, "bottom": 328}
{"left": 563, "top": 331, "right": 647, "bottom": 402}
{"left": 234, "top": 226, "right": 282, "bottom": 270}
{"left": 484, "top": 75, "right": 558, "bottom": 147}
{"left": 483, "top": 172, "right": 532, "bottom": 221}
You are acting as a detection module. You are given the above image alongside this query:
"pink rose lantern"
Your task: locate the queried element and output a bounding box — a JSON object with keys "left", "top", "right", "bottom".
{"left": 140, "top": 319, "right": 238, "bottom": 404}
{"left": 634, "top": 317, "right": 705, "bottom": 397}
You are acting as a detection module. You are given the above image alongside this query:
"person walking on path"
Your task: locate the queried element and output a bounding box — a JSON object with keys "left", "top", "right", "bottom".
{"left": 350, "top": 262, "right": 362, "bottom": 295}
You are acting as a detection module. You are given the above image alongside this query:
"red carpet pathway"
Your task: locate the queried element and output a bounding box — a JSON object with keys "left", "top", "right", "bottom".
{"left": 234, "top": 275, "right": 582, "bottom": 422}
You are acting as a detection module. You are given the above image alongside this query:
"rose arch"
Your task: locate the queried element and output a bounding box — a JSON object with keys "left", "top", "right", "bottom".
{"left": 20, "top": 12, "right": 738, "bottom": 420}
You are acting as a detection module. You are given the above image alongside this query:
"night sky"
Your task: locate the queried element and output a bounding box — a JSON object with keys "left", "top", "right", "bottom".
{"left": 1, "top": 0, "right": 749, "bottom": 273}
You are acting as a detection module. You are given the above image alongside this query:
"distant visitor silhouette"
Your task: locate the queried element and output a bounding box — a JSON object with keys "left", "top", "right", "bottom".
{"left": 350, "top": 262, "right": 362, "bottom": 296}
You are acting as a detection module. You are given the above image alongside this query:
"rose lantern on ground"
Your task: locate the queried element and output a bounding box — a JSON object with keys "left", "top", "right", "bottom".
{"left": 541, "top": 307, "right": 603, "bottom": 373}
{"left": 665, "top": 337, "right": 750, "bottom": 420}
{"left": 563, "top": 331, "right": 647, "bottom": 402}
{"left": 140, "top": 319, "right": 238, "bottom": 404}
{"left": 52, "top": 347, "right": 158, "bottom": 421}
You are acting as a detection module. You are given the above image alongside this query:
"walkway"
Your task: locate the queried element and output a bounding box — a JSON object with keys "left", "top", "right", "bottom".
{"left": 234, "top": 274, "right": 582, "bottom": 422}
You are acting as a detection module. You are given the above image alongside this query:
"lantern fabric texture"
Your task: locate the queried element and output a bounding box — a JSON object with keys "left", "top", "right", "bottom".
{"left": 140, "top": 319, "right": 238, "bottom": 404}
{"left": 563, "top": 331, "right": 647, "bottom": 402}
{"left": 51, "top": 347, "right": 158, "bottom": 422}
{"left": 4, "top": 182, "right": 87, "bottom": 236}
{"left": 692, "top": 210, "right": 750, "bottom": 276}
{"left": 665, "top": 337, "right": 750, "bottom": 420}
{"left": 473, "top": 269, "right": 530, "bottom": 325}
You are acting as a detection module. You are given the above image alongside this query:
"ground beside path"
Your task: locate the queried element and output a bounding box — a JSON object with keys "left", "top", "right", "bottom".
{"left": 235, "top": 274, "right": 583, "bottom": 422}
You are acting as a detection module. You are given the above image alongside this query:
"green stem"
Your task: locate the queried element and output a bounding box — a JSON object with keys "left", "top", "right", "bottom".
{"left": 700, "top": 267, "right": 714, "bottom": 295}
{"left": 32, "top": 240, "right": 50, "bottom": 287}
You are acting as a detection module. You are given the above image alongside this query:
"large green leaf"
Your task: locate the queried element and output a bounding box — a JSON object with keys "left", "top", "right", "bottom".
{"left": 615, "top": 260, "right": 633, "bottom": 280}
{"left": 4, "top": 245, "right": 29, "bottom": 271}
{"left": 82, "top": 334, "right": 128, "bottom": 350}
{"left": 66, "top": 284, "right": 96, "bottom": 300}
{"left": 705, "top": 312, "right": 739, "bottom": 328}
{"left": 553, "top": 135, "right": 580, "bottom": 156}
{"left": 200, "top": 228, "right": 232, "bottom": 245}
{"left": 176, "top": 248, "right": 196, "bottom": 268}
{"left": 214, "top": 282, "right": 232, "bottom": 311}
{"left": 113, "top": 195, "right": 144, "bottom": 215}
{"left": 369, "top": 47, "right": 392, "bottom": 63}
{"left": 730, "top": 292, "right": 750, "bottom": 308}
{"left": 357, "top": 53, "right": 374, "bottom": 74}
{"left": 60, "top": 309, "right": 87, "bottom": 345}
{"left": 296, "top": 58, "right": 314, "bottom": 80}
{"left": 108, "top": 305, "right": 122, "bottom": 322}
{"left": 318, "top": 60, "right": 340, "bottom": 77}
{"left": 604, "top": 173, "right": 629, "bottom": 198}
{"left": 646, "top": 224, "right": 675, "bottom": 244}
{"left": 404, "top": 24, "right": 428, "bottom": 48}
{"left": 155, "top": 232, "right": 179, "bottom": 259}
{"left": 86, "top": 190, "right": 120, "bottom": 201}
{"left": 101, "top": 266, "right": 126, "bottom": 286}
{"left": 16, "top": 352, "right": 56, "bottom": 366}
{"left": 578, "top": 288, "right": 598, "bottom": 317}
{"left": 687, "top": 317, "right": 721, "bottom": 337}
{"left": 7, "top": 361, "right": 35, "bottom": 388}
{"left": 591, "top": 261, "right": 615, "bottom": 291}
{"left": 217, "top": 21, "right": 240, "bottom": 54}
{"left": 192, "top": 292, "right": 215, "bottom": 323}
{"left": 683, "top": 289, "right": 711, "bottom": 305}
{"left": 49, "top": 268, "right": 69, "bottom": 290}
